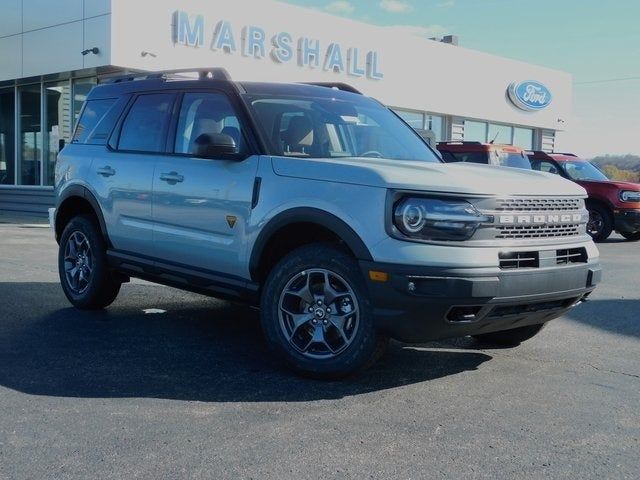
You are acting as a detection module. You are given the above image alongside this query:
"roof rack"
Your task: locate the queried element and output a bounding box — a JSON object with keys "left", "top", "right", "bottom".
{"left": 301, "top": 82, "right": 362, "bottom": 94}
{"left": 437, "top": 141, "right": 483, "bottom": 145}
{"left": 526, "top": 151, "right": 578, "bottom": 158}
{"left": 104, "top": 68, "right": 233, "bottom": 84}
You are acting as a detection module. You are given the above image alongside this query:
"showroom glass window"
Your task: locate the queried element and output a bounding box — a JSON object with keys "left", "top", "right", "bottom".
{"left": 426, "top": 114, "right": 444, "bottom": 142}
{"left": 513, "top": 127, "right": 534, "bottom": 150}
{"left": 18, "top": 84, "right": 42, "bottom": 186}
{"left": 73, "top": 78, "right": 97, "bottom": 128}
{"left": 44, "top": 82, "right": 72, "bottom": 186}
{"left": 393, "top": 109, "right": 424, "bottom": 130}
{"left": 488, "top": 123, "right": 513, "bottom": 145}
{"left": 0, "top": 88, "right": 15, "bottom": 185}
{"left": 464, "top": 120, "right": 487, "bottom": 142}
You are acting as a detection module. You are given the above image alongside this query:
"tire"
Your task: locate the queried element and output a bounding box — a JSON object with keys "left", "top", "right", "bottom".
{"left": 473, "top": 324, "right": 545, "bottom": 347}
{"left": 620, "top": 231, "right": 640, "bottom": 241}
{"left": 260, "top": 244, "right": 387, "bottom": 379}
{"left": 58, "top": 214, "right": 121, "bottom": 310}
{"left": 586, "top": 203, "right": 613, "bottom": 242}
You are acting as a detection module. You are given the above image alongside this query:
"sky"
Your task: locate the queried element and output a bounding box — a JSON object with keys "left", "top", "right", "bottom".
{"left": 281, "top": 0, "right": 640, "bottom": 158}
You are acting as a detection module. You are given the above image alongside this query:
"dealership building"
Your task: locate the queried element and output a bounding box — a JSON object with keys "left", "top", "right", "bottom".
{"left": 0, "top": 0, "right": 572, "bottom": 216}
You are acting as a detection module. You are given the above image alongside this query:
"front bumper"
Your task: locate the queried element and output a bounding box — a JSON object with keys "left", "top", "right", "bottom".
{"left": 360, "top": 260, "right": 601, "bottom": 343}
{"left": 614, "top": 208, "right": 640, "bottom": 233}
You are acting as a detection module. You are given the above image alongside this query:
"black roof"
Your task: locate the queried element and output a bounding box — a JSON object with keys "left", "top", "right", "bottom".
{"left": 87, "top": 69, "right": 364, "bottom": 102}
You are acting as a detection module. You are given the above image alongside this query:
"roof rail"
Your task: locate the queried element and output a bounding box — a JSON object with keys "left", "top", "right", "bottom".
{"left": 104, "top": 68, "right": 233, "bottom": 84}
{"left": 525, "top": 150, "right": 557, "bottom": 159}
{"left": 437, "top": 141, "right": 483, "bottom": 145}
{"left": 552, "top": 152, "right": 578, "bottom": 157}
{"left": 301, "top": 82, "right": 362, "bottom": 94}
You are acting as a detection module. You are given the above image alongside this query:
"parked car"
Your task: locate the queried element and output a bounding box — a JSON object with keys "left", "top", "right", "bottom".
{"left": 51, "top": 69, "right": 600, "bottom": 378}
{"left": 437, "top": 141, "right": 531, "bottom": 169}
{"left": 528, "top": 151, "right": 640, "bottom": 242}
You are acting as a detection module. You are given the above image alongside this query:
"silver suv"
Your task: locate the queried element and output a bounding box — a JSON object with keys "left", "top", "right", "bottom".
{"left": 52, "top": 69, "right": 601, "bottom": 378}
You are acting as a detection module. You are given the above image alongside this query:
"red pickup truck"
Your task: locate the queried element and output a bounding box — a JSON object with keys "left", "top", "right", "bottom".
{"left": 527, "top": 151, "right": 640, "bottom": 242}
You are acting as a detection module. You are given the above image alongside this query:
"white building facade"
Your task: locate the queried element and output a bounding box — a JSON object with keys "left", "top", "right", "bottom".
{"left": 0, "top": 0, "right": 572, "bottom": 214}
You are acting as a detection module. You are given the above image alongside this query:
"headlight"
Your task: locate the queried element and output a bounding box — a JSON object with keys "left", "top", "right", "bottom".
{"left": 620, "top": 190, "right": 640, "bottom": 202}
{"left": 393, "top": 197, "right": 491, "bottom": 241}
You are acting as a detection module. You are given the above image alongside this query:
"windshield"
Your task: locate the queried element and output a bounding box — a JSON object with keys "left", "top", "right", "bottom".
{"left": 561, "top": 161, "right": 609, "bottom": 181}
{"left": 243, "top": 93, "right": 441, "bottom": 162}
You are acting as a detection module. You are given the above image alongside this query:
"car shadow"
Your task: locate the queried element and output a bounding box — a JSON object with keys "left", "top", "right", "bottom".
{"left": 0, "top": 282, "right": 491, "bottom": 402}
{"left": 564, "top": 298, "right": 640, "bottom": 339}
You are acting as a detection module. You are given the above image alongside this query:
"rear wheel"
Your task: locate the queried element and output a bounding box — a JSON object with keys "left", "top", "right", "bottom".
{"left": 58, "top": 215, "right": 121, "bottom": 310}
{"left": 620, "top": 231, "right": 640, "bottom": 241}
{"left": 586, "top": 203, "right": 613, "bottom": 242}
{"left": 260, "top": 244, "right": 387, "bottom": 379}
{"left": 473, "top": 324, "right": 545, "bottom": 347}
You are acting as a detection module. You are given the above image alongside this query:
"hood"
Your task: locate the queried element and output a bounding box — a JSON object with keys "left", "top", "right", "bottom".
{"left": 271, "top": 156, "right": 587, "bottom": 197}
{"left": 578, "top": 179, "right": 640, "bottom": 191}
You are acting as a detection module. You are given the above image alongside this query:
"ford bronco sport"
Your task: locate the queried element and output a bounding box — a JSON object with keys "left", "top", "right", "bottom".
{"left": 52, "top": 69, "right": 600, "bottom": 378}
{"left": 528, "top": 151, "right": 640, "bottom": 242}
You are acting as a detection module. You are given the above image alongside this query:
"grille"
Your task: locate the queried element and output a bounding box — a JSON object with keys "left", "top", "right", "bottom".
{"left": 499, "top": 251, "right": 539, "bottom": 269}
{"left": 499, "top": 247, "right": 588, "bottom": 269}
{"left": 556, "top": 247, "right": 588, "bottom": 265}
{"left": 496, "top": 224, "right": 581, "bottom": 239}
{"left": 495, "top": 197, "right": 582, "bottom": 212}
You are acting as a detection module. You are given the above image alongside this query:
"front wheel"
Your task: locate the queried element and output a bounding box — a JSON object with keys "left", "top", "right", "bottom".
{"left": 260, "top": 244, "right": 387, "bottom": 379}
{"left": 58, "top": 215, "right": 121, "bottom": 310}
{"left": 620, "top": 231, "right": 640, "bottom": 241}
{"left": 473, "top": 324, "right": 545, "bottom": 347}
{"left": 586, "top": 203, "right": 613, "bottom": 242}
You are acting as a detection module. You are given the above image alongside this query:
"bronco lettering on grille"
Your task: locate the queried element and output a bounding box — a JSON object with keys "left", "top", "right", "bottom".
{"left": 499, "top": 213, "right": 583, "bottom": 225}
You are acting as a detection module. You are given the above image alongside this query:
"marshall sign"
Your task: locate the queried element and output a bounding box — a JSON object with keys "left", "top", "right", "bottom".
{"left": 171, "top": 10, "right": 384, "bottom": 80}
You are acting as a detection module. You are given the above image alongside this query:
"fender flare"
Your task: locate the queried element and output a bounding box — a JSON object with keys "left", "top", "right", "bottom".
{"left": 56, "top": 185, "right": 110, "bottom": 245}
{"left": 249, "top": 207, "right": 373, "bottom": 279}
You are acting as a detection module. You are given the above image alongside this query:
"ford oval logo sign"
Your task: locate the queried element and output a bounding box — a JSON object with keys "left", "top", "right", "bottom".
{"left": 508, "top": 81, "right": 553, "bottom": 111}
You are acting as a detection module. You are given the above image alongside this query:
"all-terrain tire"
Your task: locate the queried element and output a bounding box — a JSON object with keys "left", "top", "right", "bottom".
{"left": 58, "top": 215, "right": 121, "bottom": 310}
{"left": 260, "top": 244, "right": 387, "bottom": 379}
{"left": 586, "top": 203, "right": 613, "bottom": 242}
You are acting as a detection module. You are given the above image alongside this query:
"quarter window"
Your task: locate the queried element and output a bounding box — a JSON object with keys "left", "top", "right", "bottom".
{"left": 174, "top": 92, "right": 245, "bottom": 155}
{"left": 118, "top": 94, "right": 175, "bottom": 152}
{"left": 73, "top": 99, "right": 116, "bottom": 144}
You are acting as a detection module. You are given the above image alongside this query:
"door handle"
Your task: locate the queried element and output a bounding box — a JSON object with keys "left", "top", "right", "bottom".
{"left": 97, "top": 166, "right": 116, "bottom": 177}
{"left": 159, "top": 172, "right": 184, "bottom": 184}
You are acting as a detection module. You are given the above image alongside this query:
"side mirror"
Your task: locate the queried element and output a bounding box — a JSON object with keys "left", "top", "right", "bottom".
{"left": 194, "top": 133, "right": 239, "bottom": 159}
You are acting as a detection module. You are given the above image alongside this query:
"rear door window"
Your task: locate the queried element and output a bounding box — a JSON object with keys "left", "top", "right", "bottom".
{"left": 118, "top": 93, "right": 175, "bottom": 152}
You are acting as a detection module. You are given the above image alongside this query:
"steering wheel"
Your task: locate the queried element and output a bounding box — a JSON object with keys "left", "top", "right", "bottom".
{"left": 360, "top": 151, "right": 384, "bottom": 158}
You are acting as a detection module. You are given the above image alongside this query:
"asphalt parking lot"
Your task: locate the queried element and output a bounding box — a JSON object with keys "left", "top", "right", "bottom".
{"left": 0, "top": 215, "right": 637, "bottom": 479}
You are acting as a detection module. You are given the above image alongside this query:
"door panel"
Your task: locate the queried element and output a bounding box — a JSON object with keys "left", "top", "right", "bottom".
{"left": 91, "top": 150, "right": 156, "bottom": 255}
{"left": 152, "top": 155, "right": 259, "bottom": 277}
